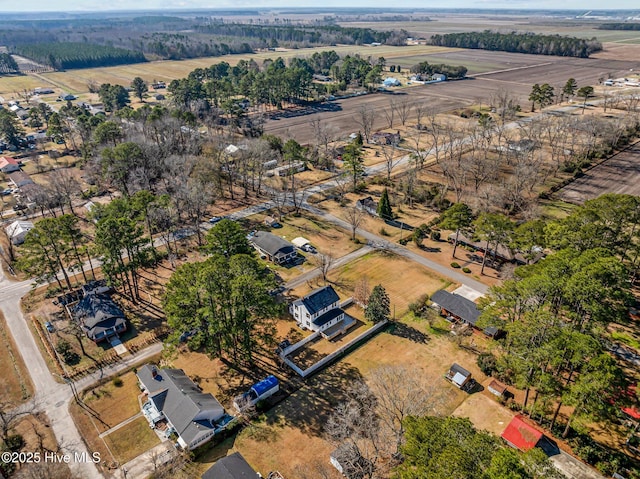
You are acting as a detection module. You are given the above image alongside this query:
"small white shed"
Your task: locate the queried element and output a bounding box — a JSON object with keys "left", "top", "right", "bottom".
{"left": 5, "top": 220, "right": 34, "bottom": 245}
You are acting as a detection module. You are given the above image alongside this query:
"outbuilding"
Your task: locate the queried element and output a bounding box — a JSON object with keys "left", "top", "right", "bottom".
{"left": 445, "top": 363, "right": 473, "bottom": 389}
{"left": 5, "top": 220, "right": 34, "bottom": 245}
{"left": 201, "top": 452, "right": 260, "bottom": 479}
{"left": 501, "top": 415, "right": 544, "bottom": 451}
{"left": 233, "top": 375, "right": 279, "bottom": 412}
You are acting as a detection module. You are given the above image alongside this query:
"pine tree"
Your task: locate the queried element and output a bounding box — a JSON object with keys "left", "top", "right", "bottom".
{"left": 365, "top": 285, "right": 390, "bottom": 323}
{"left": 377, "top": 188, "right": 393, "bottom": 220}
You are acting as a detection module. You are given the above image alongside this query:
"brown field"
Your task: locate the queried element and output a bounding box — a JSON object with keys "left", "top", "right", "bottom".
{"left": 557, "top": 141, "right": 640, "bottom": 205}
{"left": 0, "top": 310, "right": 33, "bottom": 404}
{"left": 264, "top": 52, "right": 638, "bottom": 144}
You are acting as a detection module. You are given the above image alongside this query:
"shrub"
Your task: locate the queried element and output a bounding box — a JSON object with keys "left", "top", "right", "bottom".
{"left": 430, "top": 230, "right": 441, "bottom": 241}
{"left": 112, "top": 377, "right": 123, "bottom": 387}
{"left": 462, "top": 267, "right": 471, "bottom": 273}
{"left": 56, "top": 339, "right": 80, "bottom": 365}
{"left": 450, "top": 262, "right": 460, "bottom": 268}
{"left": 379, "top": 227, "right": 390, "bottom": 236}
{"left": 477, "top": 352, "right": 497, "bottom": 376}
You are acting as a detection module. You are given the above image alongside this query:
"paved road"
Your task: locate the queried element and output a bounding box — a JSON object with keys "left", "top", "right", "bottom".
{"left": 302, "top": 203, "right": 489, "bottom": 294}
{"left": 0, "top": 268, "right": 163, "bottom": 479}
{"left": 284, "top": 245, "right": 373, "bottom": 290}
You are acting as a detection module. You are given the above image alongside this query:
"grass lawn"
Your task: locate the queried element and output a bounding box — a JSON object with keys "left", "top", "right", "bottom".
{"left": 0, "top": 310, "right": 33, "bottom": 404}
{"left": 103, "top": 416, "right": 160, "bottom": 464}
{"left": 79, "top": 371, "right": 143, "bottom": 433}
{"left": 291, "top": 250, "right": 450, "bottom": 315}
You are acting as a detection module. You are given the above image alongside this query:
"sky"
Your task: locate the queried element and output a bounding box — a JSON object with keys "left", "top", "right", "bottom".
{"left": 0, "top": 0, "right": 638, "bottom": 13}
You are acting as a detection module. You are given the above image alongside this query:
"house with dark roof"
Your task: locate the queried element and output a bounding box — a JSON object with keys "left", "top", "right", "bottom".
{"left": 501, "top": 415, "right": 544, "bottom": 451}
{"left": 8, "top": 171, "right": 34, "bottom": 188}
{"left": 355, "top": 196, "right": 378, "bottom": 216}
{"left": 431, "top": 290, "right": 481, "bottom": 327}
{"left": 137, "top": 365, "right": 234, "bottom": 451}
{"left": 74, "top": 292, "right": 126, "bottom": 342}
{"left": 201, "top": 452, "right": 260, "bottom": 479}
{"left": 250, "top": 231, "right": 297, "bottom": 264}
{"left": 290, "top": 285, "right": 348, "bottom": 338}
{"left": 0, "top": 156, "right": 20, "bottom": 173}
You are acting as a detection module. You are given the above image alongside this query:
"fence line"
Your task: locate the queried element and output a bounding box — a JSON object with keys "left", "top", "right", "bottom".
{"left": 282, "top": 319, "right": 389, "bottom": 378}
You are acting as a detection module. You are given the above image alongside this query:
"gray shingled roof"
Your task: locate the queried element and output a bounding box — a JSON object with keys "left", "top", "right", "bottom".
{"left": 137, "top": 365, "right": 225, "bottom": 445}
{"left": 431, "top": 290, "right": 481, "bottom": 326}
{"left": 313, "top": 307, "right": 344, "bottom": 327}
{"left": 301, "top": 285, "right": 340, "bottom": 315}
{"left": 202, "top": 452, "right": 259, "bottom": 479}
{"left": 251, "top": 231, "right": 295, "bottom": 257}
{"left": 74, "top": 293, "right": 124, "bottom": 329}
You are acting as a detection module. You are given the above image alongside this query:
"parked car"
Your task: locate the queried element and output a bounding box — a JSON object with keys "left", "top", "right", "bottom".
{"left": 44, "top": 321, "right": 55, "bottom": 333}
{"left": 208, "top": 216, "right": 222, "bottom": 224}
{"left": 1, "top": 188, "right": 13, "bottom": 196}
{"left": 301, "top": 244, "right": 317, "bottom": 254}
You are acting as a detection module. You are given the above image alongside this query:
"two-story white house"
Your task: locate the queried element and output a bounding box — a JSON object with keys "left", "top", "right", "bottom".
{"left": 290, "top": 285, "right": 345, "bottom": 334}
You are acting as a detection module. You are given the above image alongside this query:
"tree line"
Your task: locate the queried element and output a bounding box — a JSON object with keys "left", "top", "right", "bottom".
{"left": 410, "top": 60, "right": 468, "bottom": 79}
{"left": 11, "top": 43, "right": 147, "bottom": 70}
{"left": 195, "top": 22, "right": 396, "bottom": 46}
{"left": 429, "top": 31, "right": 603, "bottom": 58}
{"left": 598, "top": 22, "right": 640, "bottom": 30}
{"left": 0, "top": 53, "right": 19, "bottom": 74}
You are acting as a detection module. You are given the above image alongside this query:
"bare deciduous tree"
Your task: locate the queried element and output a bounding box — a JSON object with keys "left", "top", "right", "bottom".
{"left": 344, "top": 205, "right": 364, "bottom": 241}
{"left": 394, "top": 99, "right": 412, "bottom": 126}
{"left": 368, "top": 365, "right": 445, "bottom": 457}
{"left": 325, "top": 382, "right": 380, "bottom": 479}
{"left": 381, "top": 144, "right": 401, "bottom": 181}
{"left": 355, "top": 105, "right": 375, "bottom": 144}
{"left": 314, "top": 253, "right": 334, "bottom": 284}
{"left": 353, "top": 276, "right": 370, "bottom": 308}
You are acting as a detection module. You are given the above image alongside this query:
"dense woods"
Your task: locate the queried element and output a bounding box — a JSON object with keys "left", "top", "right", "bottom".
{"left": 429, "top": 31, "right": 603, "bottom": 58}
{"left": 11, "top": 43, "right": 146, "bottom": 70}
{"left": 0, "top": 53, "right": 19, "bottom": 74}
{"left": 410, "top": 60, "right": 468, "bottom": 79}
{"left": 196, "top": 22, "right": 401, "bottom": 46}
{"left": 598, "top": 22, "right": 640, "bottom": 30}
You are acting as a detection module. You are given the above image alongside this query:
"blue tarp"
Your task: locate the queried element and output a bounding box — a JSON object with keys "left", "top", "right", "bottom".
{"left": 251, "top": 375, "right": 279, "bottom": 398}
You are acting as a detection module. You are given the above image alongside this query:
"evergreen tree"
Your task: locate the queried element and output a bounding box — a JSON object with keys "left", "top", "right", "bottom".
{"left": 365, "top": 284, "right": 390, "bottom": 323}
{"left": 131, "top": 76, "right": 148, "bottom": 102}
{"left": 343, "top": 142, "right": 365, "bottom": 192}
{"left": 204, "top": 219, "right": 253, "bottom": 258}
{"left": 439, "top": 202, "right": 473, "bottom": 259}
{"left": 562, "top": 77, "right": 578, "bottom": 100}
{"left": 377, "top": 188, "right": 393, "bottom": 220}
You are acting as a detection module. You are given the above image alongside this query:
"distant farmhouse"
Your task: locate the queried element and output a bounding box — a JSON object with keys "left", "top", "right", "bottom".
{"left": 137, "top": 365, "right": 234, "bottom": 450}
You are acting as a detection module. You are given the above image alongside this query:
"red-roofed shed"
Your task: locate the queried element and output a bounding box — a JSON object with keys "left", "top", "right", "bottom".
{"left": 501, "top": 415, "right": 544, "bottom": 451}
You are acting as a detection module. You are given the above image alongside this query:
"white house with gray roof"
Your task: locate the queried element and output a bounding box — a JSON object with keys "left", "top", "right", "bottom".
{"left": 137, "top": 365, "right": 233, "bottom": 450}
{"left": 290, "top": 285, "right": 345, "bottom": 334}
